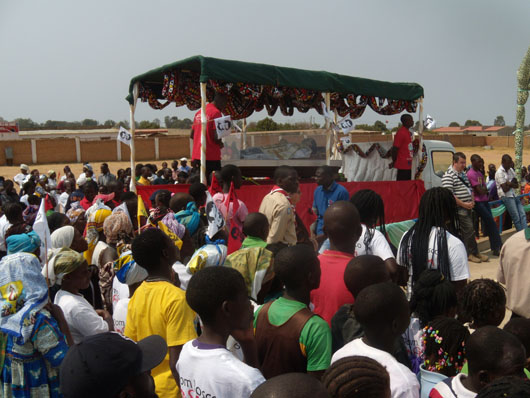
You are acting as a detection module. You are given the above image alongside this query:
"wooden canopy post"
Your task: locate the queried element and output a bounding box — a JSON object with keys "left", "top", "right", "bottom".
{"left": 324, "top": 93, "right": 331, "bottom": 165}
{"left": 242, "top": 118, "right": 247, "bottom": 150}
{"left": 129, "top": 83, "right": 138, "bottom": 193}
{"left": 418, "top": 97, "right": 424, "bottom": 136}
{"left": 415, "top": 97, "right": 424, "bottom": 180}
{"left": 200, "top": 82, "right": 207, "bottom": 184}
{"left": 332, "top": 109, "right": 339, "bottom": 160}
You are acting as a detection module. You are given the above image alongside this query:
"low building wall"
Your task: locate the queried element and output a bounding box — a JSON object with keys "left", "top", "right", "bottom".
{"left": 0, "top": 135, "right": 190, "bottom": 166}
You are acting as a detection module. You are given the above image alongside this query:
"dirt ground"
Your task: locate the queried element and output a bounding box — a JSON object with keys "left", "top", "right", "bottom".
{"left": 457, "top": 147, "right": 530, "bottom": 168}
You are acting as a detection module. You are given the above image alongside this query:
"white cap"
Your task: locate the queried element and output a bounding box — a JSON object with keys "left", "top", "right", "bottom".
{"left": 20, "top": 164, "right": 29, "bottom": 172}
{"left": 180, "top": 157, "right": 188, "bottom": 162}
{"left": 76, "top": 175, "right": 87, "bottom": 187}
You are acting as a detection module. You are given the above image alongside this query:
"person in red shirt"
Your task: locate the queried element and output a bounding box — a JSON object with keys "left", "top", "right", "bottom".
{"left": 310, "top": 201, "right": 362, "bottom": 325}
{"left": 190, "top": 93, "right": 228, "bottom": 181}
{"left": 391, "top": 114, "right": 415, "bottom": 181}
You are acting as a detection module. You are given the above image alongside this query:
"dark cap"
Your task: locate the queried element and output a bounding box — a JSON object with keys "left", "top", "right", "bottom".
{"left": 60, "top": 332, "right": 167, "bottom": 398}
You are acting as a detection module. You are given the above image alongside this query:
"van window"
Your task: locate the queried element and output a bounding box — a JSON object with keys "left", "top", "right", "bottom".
{"left": 432, "top": 151, "right": 453, "bottom": 178}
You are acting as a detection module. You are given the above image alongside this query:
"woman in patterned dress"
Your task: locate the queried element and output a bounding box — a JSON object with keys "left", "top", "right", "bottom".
{"left": 0, "top": 252, "right": 71, "bottom": 397}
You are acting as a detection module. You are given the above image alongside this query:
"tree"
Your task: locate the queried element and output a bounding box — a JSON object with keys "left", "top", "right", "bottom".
{"left": 15, "top": 118, "right": 39, "bottom": 130}
{"left": 43, "top": 120, "right": 58, "bottom": 129}
{"left": 81, "top": 118, "right": 99, "bottom": 127}
{"left": 117, "top": 120, "right": 130, "bottom": 129}
{"left": 103, "top": 119, "right": 116, "bottom": 128}
{"left": 165, "top": 116, "right": 193, "bottom": 129}
{"left": 355, "top": 123, "right": 377, "bottom": 131}
{"left": 180, "top": 118, "right": 193, "bottom": 129}
{"left": 449, "top": 122, "right": 460, "bottom": 127}
{"left": 373, "top": 120, "right": 388, "bottom": 131}
{"left": 493, "top": 115, "right": 506, "bottom": 126}
{"left": 137, "top": 119, "right": 161, "bottom": 129}
{"left": 464, "top": 120, "right": 482, "bottom": 126}
{"left": 252, "top": 118, "right": 279, "bottom": 132}
{"left": 164, "top": 116, "right": 176, "bottom": 128}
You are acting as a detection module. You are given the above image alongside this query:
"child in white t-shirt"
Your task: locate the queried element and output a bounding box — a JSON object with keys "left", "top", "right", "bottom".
{"left": 177, "top": 266, "right": 265, "bottom": 398}
{"left": 332, "top": 281, "right": 420, "bottom": 398}
{"left": 111, "top": 248, "right": 148, "bottom": 334}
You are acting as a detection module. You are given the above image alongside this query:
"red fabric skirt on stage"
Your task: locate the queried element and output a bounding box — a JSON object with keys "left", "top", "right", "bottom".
{"left": 137, "top": 180, "right": 425, "bottom": 231}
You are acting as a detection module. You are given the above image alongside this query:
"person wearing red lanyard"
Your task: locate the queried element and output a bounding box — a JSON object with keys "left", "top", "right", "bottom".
{"left": 259, "top": 166, "right": 299, "bottom": 246}
{"left": 391, "top": 114, "right": 415, "bottom": 181}
{"left": 190, "top": 93, "right": 227, "bottom": 181}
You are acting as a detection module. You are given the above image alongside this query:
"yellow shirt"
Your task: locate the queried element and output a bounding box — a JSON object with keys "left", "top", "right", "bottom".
{"left": 137, "top": 176, "right": 151, "bottom": 186}
{"left": 259, "top": 191, "right": 297, "bottom": 246}
{"left": 125, "top": 281, "right": 197, "bottom": 398}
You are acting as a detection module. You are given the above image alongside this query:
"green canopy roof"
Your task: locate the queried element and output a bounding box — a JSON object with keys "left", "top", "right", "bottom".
{"left": 127, "top": 55, "right": 423, "bottom": 120}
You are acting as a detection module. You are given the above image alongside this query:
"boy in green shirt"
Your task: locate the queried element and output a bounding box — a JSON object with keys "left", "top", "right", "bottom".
{"left": 226, "top": 212, "right": 274, "bottom": 302}
{"left": 254, "top": 245, "right": 331, "bottom": 380}
{"left": 240, "top": 212, "right": 269, "bottom": 249}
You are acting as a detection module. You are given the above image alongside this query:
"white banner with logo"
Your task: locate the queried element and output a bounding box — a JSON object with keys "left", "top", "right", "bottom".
{"left": 205, "top": 191, "right": 226, "bottom": 238}
{"left": 424, "top": 114, "right": 436, "bottom": 130}
{"left": 117, "top": 126, "right": 132, "bottom": 146}
{"left": 215, "top": 115, "right": 233, "bottom": 138}
{"left": 337, "top": 117, "right": 355, "bottom": 134}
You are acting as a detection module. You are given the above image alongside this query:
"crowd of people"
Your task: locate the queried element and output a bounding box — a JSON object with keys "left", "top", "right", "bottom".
{"left": 441, "top": 152, "right": 530, "bottom": 263}
{"left": 0, "top": 152, "right": 528, "bottom": 398}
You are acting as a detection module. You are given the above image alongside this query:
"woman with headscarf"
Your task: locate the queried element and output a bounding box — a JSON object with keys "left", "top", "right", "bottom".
{"left": 66, "top": 201, "right": 85, "bottom": 227}
{"left": 47, "top": 212, "right": 70, "bottom": 234}
{"left": 84, "top": 200, "right": 112, "bottom": 265}
{"left": 0, "top": 252, "right": 71, "bottom": 397}
{"left": 49, "top": 224, "right": 100, "bottom": 309}
{"left": 46, "top": 248, "right": 113, "bottom": 344}
{"left": 5, "top": 230, "right": 41, "bottom": 257}
{"left": 97, "top": 211, "right": 134, "bottom": 312}
{"left": 172, "top": 193, "right": 202, "bottom": 238}
{"left": 51, "top": 225, "right": 88, "bottom": 253}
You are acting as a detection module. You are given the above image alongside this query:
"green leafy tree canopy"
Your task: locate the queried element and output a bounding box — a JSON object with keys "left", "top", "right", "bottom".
{"left": 493, "top": 115, "right": 506, "bottom": 126}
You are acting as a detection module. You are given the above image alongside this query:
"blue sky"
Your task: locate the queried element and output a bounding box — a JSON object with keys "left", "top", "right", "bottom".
{"left": 1, "top": 0, "right": 530, "bottom": 127}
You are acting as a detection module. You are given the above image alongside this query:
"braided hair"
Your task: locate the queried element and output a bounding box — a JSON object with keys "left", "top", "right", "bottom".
{"left": 410, "top": 269, "right": 457, "bottom": 327}
{"left": 476, "top": 376, "right": 530, "bottom": 398}
{"left": 423, "top": 316, "right": 469, "bottom": 377}
{"left": 399, "top": 187, "right": 460, "bottom": 284}
{"left": 322, "top": 356, "right": 391, "bottom": 398}
{"left": 350, "top": 189, "right": 386, "bottom": 254}
{"left": 460, "top": 278, "right": 506, "bottom": 328}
